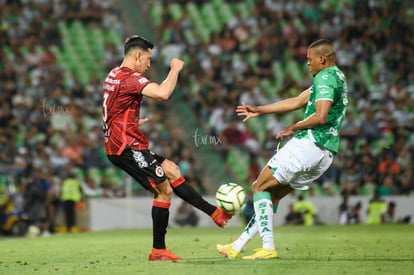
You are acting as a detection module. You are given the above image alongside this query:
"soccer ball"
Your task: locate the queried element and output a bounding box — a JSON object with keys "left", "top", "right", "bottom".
{"left": 215, "top": 183, "right": 246, "bottom": 214}
{"left": 26, "top": 225, "right": 40, "bottom": 238}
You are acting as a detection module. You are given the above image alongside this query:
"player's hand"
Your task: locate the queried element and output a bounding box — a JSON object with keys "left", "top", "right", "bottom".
{"left": 138, "top": 117, "right": 149, "bottom": 126}
{"left": 276, "top": 125, "right": 295, "bottom": 140}
{"left": 170, "top": 58, "right": 184, "bottom": 72}
{"left": 236, "top": 102, "right": 260, "bottom": 122}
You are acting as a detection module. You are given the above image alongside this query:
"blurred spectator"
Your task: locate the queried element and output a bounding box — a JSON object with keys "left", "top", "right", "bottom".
{"left": 160, "top": 35, "right": 186, "bottom": 68}
{"left": 360, "top": 109, "right": 383, "bottom": 143}
{"left": 378, "top": 175, "right": 398, "bottom": 196}
{"left": 366, "top": 190, "right": 386, "bottom": 224}
{"left": 293, "top": 195, "right": 318, "bottom": 226}
{"left": 348, "top": 201, "right": 362, "bottom": 225}
{"left": 24, "top": 169, "right": 53, "bottom": 237}
{"left": 82, "top": 137, "right": 104, "bottom": 169}
{"left": 398, "top": 169, "right": 414, "bottom": 196}
{"left": 340, "top": 112, "right": 361, "bottom": 142}
{"left": 174, "top": 201, "right": 199, "bottom": 227}
{"left": 358, "top": 144, "right": 378, "bottom": 191}
{"left": 208, "top": 99, "right": 233, "bottom": 136}
{"left": 339, "top": 192, "right": 362, "bottom": 225}
{"left": 382, "top": 201, "right": 397, "bottom": 224}
{"left": 391, "top": 100, "right": 414, "bottom": 129}
{"left": 285, "top": 203, "right": 304, "bottom": 225}
{"left": 220, "top": 119, "right": 246, "bottom": 147}
{"left": 61, "top": 172, "right": 83, "bottom": 233}
{"left": 339, "top": 157, "right": 362, "bottom": 195}
{"left": 377, "top": 150, "right": 401, "bottom": 183}
{"left": 81, "top": 175, "right": 104, "bottom": 198}
{"left": 62, "top": 137, "right": 84, "bottom": 167}
{"left": 217, "top": 26, "right": 238, "bottom": 54}
{"left": 178, "top": 149, "right": 193, "bottom": 177}
{"left": 338, "top": 192, "right": 350, "bottom": 225}
{"left": 383, "top": 201, "right": 411, "bottom": 224}
{"left": 255, "top": 51, "right": 273, "bottom": 78}
{"left": 247, "top": 156, "right": 260, "bottom": 183}
{"left": 266, "top": 114, "right": 286, "bottom": 137}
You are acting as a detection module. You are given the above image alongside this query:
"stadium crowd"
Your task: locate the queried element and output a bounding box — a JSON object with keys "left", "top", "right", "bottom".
{"left": 149, "top": 0, "right": 414, "bottom": 197}
{"left": 0, "top": 0, "right": 413, "bottom": 235}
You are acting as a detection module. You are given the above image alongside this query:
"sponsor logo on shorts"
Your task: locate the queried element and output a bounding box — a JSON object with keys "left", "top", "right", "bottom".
{"left": 155, "top": 166, "right": 164, "bottom": 177}
{"left": 132, "top": 150, "right": 148, "bottom": 168}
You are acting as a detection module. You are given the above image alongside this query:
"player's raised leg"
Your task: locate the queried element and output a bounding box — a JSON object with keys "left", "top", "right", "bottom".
{"left": 161, "top": 159, "right": 233, "bottom": 227}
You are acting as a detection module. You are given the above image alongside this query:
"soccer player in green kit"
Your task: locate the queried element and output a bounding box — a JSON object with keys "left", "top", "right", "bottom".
{"left": 217, "top": 39, "right": 349, "bottom": 259}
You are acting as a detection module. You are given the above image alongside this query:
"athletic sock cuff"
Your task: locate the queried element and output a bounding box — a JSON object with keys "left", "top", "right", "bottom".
{"left": 171, "top": 176, "right": 185, "bottom": 188}
{"left": 253, "top": 191, "right": 271, "bottom": 202}
{"left": 152, "top": 201, "right": 171, "bottom": 209}
{"left": 273, "top": 204, "right": 278, "bottom": 213}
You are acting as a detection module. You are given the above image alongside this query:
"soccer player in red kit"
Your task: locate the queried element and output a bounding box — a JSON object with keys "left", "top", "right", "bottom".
{"left": 102, "top": 35, "right": 232, "bottom": 261}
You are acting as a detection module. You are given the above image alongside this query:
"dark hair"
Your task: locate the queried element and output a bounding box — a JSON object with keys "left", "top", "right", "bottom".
{"left": 309, "top": 39, "right": 336, "bottom": 59}
{"left": 309, "top": 39, "right": 333, "bottom": 49}
{"left": 124, "top": 35, "right": 154, "bottom": 55}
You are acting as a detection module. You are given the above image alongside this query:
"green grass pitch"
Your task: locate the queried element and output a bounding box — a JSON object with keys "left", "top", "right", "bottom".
{"left": 0, "top": 225, "right": 413, "bottom": 275}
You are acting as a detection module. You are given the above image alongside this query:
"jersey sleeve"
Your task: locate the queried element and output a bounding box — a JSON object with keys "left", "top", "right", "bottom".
{"left": 135, "top": 74, "right": 152, "bottom": 94}
{"left": 123, "top": 74, "right": 152, "bottom": 96}
{"left": 313, "top": 72, "right": 336, "bottom": 102}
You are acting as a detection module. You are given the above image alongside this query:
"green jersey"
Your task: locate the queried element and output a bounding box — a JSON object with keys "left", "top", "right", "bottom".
{"left": 296, "top": 66, "right": 348, "bottom": 154}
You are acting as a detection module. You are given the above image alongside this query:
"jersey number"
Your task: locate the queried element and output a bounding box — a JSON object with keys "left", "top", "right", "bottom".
{"left": 103, "top": 92, "right": 109, "bottom": 123}
{"left": 102, "top": 92, "right": 110, "bottom": 142}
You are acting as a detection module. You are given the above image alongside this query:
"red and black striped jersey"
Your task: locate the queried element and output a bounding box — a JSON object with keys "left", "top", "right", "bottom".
{"left": 102, "top": 66, "right": 152, "bottom": 155}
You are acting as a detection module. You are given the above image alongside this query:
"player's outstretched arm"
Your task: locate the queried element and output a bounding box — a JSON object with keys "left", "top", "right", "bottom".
{"left": 142, "top": 58, "right": 184, "bottom": 101}
{"left": 236, "top": 103, "right": 260, "bottom": 122}
{"left": 236, "top": 88, "right": 311, "bottom": 123}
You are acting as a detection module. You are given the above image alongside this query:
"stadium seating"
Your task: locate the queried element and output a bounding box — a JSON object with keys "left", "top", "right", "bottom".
{"left": 53, "top": 21, "right": 120, "bottom": 86}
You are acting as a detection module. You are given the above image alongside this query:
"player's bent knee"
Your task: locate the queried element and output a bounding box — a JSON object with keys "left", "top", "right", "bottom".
{"left": 253, "top": 178, "right": 280, "bottom": 194}
{"left": 252, "top": 183, "right": 265, "bottom": 193}
{"left": 161, "top": 159, "right": 181, "bottom": 181}
{"left": 269, "top": 184, "right": 293, "bottom": 200}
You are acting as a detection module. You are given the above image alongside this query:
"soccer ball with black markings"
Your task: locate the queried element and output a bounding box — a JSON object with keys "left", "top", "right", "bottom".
{"left": 215, "top": 183, "right": 246, "bottom": 214}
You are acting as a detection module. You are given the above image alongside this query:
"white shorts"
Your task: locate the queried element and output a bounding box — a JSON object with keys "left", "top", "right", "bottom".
{"left": 266, "top": 137, "right": 333, "bottom": 190}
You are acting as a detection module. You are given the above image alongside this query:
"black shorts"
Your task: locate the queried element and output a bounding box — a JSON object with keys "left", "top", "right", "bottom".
{"left": 107, "top": 147, "right": 167, "bottom": 191}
